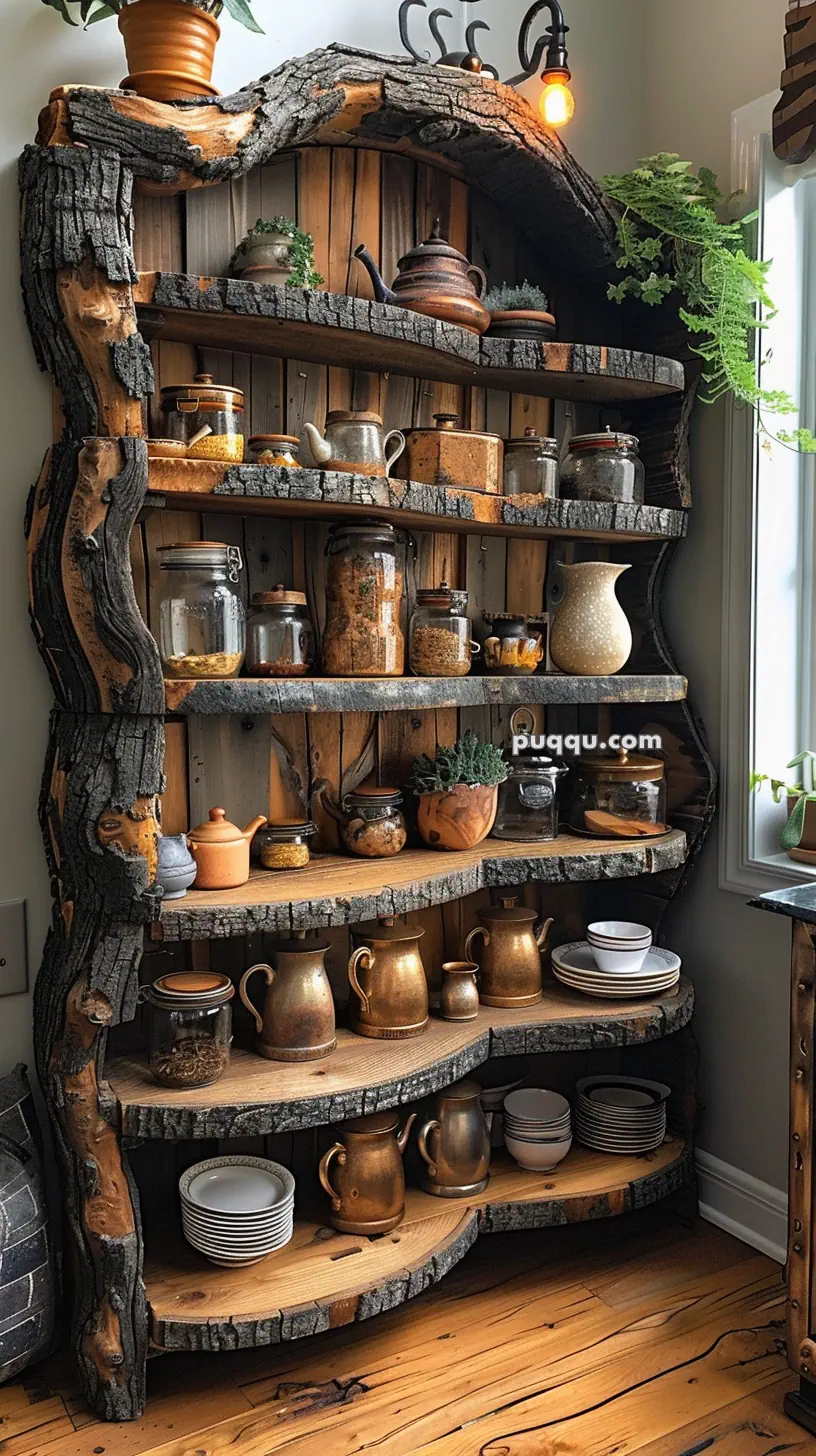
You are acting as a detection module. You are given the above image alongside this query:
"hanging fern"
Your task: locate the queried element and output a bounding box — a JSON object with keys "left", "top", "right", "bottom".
{"left": 600, "top": 154, "right": 816, "bottom": 453}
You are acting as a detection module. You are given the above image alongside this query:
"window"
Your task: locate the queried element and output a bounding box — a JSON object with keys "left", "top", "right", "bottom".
{"left": 721, "top": 95, "right": 816, "bottom": 892}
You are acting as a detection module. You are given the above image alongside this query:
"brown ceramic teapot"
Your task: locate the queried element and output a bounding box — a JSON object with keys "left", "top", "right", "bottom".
{"left": 348, "top": 917, "right": 429, "bottom": 1039}
{"left": 355, "top": 220, "right": 490, "bottom": 336}
{"left": 465, "top": 895, "right": 553, "bottom": 1007}
{"left": 318, "top": 1109, "right": 417, "bottom": 1234}
{"left": 187, "top": 807, "right": 267, "bottom": 890}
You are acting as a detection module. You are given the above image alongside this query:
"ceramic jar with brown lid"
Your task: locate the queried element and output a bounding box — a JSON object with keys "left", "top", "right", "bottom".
{"left": 465, "top": 895, "right": 553, "bottom": 1007}
{"left": 246, "top": 587, "right": 315, "bottom": 678}
{"left": 159, "top": 373, "right": 245, "bottom": 463}
{"left": 404, "top": 414, "right": 503, "bottom": 494}
{"left": 348, "top": 917, "right": 429, "bottom": 1039}
{"left": 568, "top": 749, "right": 668, "bottom": 839}
{"left": 417, "top": 1080, "right": 490, "bottom": 1197}
{"left": 318, "top": 1109, "right": 417, "bottom": 1234}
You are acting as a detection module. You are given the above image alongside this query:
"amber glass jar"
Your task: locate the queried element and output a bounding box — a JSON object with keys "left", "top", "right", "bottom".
{"left": 246, "top": 588, "right": 315, "bottom": 677}
{"left": 144, "top": 972, "right": 234, "bottom": 1089}
{"left": 322, "top": 522, "right": 405, "bottom": 677}
{"left": 157, "top": 542, "right": 245, "bottom": 679}
{"left": 160, "top": 374, "right": 245, "bottom": 463}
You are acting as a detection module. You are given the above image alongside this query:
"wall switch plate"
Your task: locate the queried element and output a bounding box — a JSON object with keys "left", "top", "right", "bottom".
{"left": 0, "top": 901, "right": 28, "bottom": 997}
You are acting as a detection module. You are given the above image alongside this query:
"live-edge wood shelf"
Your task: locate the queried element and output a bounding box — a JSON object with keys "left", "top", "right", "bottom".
{"left": 154, "top": 832, "right": 688, "bottom": 941}
{"left": 165, "top": 674, "right": 689, "bottom": 716}
{"left": 146, "top": 1140, "right": 691, "bottom": 1352}
{"left": 147, "top": 459, "right": 689, "bottom": 542}
{"left": 107, "top": 979, "right": 694, "bottom": 1140}
{"left": 135, "top": 273, "right": 685, "bottom": 406}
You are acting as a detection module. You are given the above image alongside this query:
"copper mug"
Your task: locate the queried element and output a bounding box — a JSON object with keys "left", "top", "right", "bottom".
{"left": 319, "top": 1110, "right": 417, "bottom": 1234}
{"left": 417, "top": 1080, "right": 490, "bottom": 1198}
{"left": 465, "top": 895, "right": 553, "bottom": 1007}
{"left": 239, "top": 933, "right": 336, "bottom": 1062}
{"left": 439, "top": 961, "right": 480, "bottom": 1022}
{"left": 348, "top": 917, "right": 429, "bottom": 1039}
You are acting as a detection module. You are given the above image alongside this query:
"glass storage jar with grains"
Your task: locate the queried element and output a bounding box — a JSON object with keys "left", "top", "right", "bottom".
{"left": 559, "top": 428, "right": 645, "bottom": 504}
{"left": 158, "top": 542, "right": 245, "bottom": 679}
{"left": 503, "top": 429, "right": 559, "bottom": 498}
{"left": 568, "top": 749, "right": 668, "bottom": 838}
{"left": 143, "top": 972, "right": 234, "bottom": 1089}
{"left": 160, "top": 373, "right": 245, "bottom": 463}
{"left": 410, "top": 583, "right": 477, "bottom": 677}
{"left": 322, "top": 521, "right": 406, "bottom": 677}
{"left": 246, "top": 588, "right": 315, "bottom": 678}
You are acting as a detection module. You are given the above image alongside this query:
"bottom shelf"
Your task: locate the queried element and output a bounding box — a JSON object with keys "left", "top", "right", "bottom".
{"left": 146, "top": 1138, "right": 691, "bottom": 1351}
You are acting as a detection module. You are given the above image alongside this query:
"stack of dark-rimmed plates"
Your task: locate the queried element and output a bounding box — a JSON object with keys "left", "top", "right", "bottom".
{"left": 574, "top": 1076, "right": 670, "bottom": 1154}
{"left": 551, "top": 943, "right": 681, "bottom": 999}
{"left": 179, "top": 1155, "right": 295, "bottom": 1267}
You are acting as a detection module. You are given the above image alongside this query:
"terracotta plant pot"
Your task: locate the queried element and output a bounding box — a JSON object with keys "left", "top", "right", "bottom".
{"left": 119, "top": 0, "right": 220, "bottom": 102}
{"left": 417, "top": 784, "right": 498, "bottom": 852}
{"left": 486, "top": 309, "right": 557, "bottom": 342}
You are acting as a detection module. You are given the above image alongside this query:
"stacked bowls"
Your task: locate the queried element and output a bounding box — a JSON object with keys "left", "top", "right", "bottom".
{"left": 502, "top": 1089, "right": 572, "bottom": 1171}
{"left": 574, "top": 1075, "right": 670, "bottom": 1154}
{"left": 473, "top": 1058, "right": 531, "bottom": 1148}
{"left": 587, "top": 921, "right": 653, "bottom": 972}
{"left": 180, "top": 1155, "right": 295, "bottom": 1267}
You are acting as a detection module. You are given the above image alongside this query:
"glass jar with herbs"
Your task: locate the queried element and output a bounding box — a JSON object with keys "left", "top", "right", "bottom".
{"left": 322, "top": 521, "right": 405, "bottom": 677}
{"left": 559, "top": 428, "right": 645, "bottom": 504}
{"left": 157, "top": 542, "right": 245, "bottom": 679}
{"left": 143, "top": 972, "right": 234, "bottom": 1089}
{"left": 410, "top": 583, "right": 477, "bottom": 677}
{"left": 245, "top": 587, "right": 315, "bottom": 677}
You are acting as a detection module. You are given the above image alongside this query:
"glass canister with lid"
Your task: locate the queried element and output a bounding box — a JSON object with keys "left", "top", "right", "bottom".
{"left": 143, "top": 971, "right": 234, "bottom": 1089}
{"left": 410, "top": 582, "right": 477, "bottom": 677}
{"left": 568, "top": 749, "right": 668, "bottom": 838}
{"left": 247, "top": 435, "right": 302, "bottom": 468}
{"left": 255, "top": 819, "right": 317, "bottom": 871}
{"left": 503, "top": 429, "right": 560, "bottom": 498}
{"left": 159, "top": 373, "right": 245, "bottom": 463}
{"left": 322, "top": 521, "right": 406, "bottom": 677}
{"left": 245, "top": 586, "right": 315, "bottom": 678}
{"left": 493, "top": 720, "right": 568, "bottom": 842}
{"left": 314, "top": 782, "right": 408, "bottom": 859}
{"left": 559, "top": 427, "right": 645, "bottom": 504}
{"left": 157, "top": 541, "right": 245, "bottom": 679}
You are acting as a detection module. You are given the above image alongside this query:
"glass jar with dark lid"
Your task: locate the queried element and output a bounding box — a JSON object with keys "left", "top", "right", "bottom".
{"left": 246, "top": 586, "right": 315, "bottom": 678}
{"left": 158, "top": 541, "right": 245, "bottom": 679}
{"left": 143, "top": 971, "right": 234, "bottom": 1089}
{"left": 568, "top": 749, "right": 667, "bottom": 838}
{"left": 482, "top": 611, "right": 546, "bottom": 675}
{"left": 493, "top": 753, "right": 568, "bottom": 842}
{"left": 314, "top": 782, "right": 408, "bottom": 858}
{"left": 410, "top": 581, "right": 477, "bottom": 678}
{"left": 247, "top": 435, "right": 302, "bottom": 468}
{"left": 559, "top": 427, "right": 645, "bottom": 504}
{"left": 159, "top": 373, "right": 245, "bottom": 464}
{"left": 503, "top": 428, "right": 559, "bottom": 498}
{"left": 255, "top": 818, "right": 316, "bottom": 871}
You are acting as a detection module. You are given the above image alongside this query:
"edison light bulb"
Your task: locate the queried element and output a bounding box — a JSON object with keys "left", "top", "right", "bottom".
{"left": 539, "top": 77, "right": 575, "bottom": 128}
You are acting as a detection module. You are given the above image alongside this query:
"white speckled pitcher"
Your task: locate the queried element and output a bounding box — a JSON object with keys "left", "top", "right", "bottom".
{"left": 549, "top": 562, "right": 632, "bottom": 676}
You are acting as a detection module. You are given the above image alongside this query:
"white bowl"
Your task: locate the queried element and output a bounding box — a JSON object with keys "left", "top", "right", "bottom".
{"left": 503, "top": 1089, "right": 570, "bottom": 1122}
{"left": 587, "top": 921, "right": 653, "bottom": 947}
{"left": 588, "top": 943, "right": 651, "bottom": 973}
{"left": 504, "top": 1134, "right": 572, "bottom": 1171}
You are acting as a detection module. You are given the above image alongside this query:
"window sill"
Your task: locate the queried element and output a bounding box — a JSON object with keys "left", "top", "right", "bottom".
{"left": 719, "top": 848, "right": 816, "bottom": 897}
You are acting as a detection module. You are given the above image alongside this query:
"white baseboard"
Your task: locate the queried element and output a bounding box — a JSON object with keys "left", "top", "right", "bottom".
{"left": 695, "top": 1150, "right": 788, "bottom": 1265}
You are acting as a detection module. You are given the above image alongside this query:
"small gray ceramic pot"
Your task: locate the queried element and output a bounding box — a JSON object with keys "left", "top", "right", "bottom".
{"left": 157, "top": 834, "right": 197, "bottom": 900}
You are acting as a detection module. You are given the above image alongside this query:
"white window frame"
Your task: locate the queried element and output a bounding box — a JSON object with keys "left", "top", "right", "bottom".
{"left": 720, "top": 93, "right": 816, "bottom": 894}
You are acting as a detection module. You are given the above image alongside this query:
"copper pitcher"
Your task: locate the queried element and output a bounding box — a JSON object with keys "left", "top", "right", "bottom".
{"left": 355, "top": 220, "right": 491, "bottom": 336}
{"left": 465, "top": 895, "right": 553, "bottom": 1007}
{"left": 348, "top": 917, "right": 429, "bottom": 1039}
{"left": 318, "top": 1110, "right": 417, "bottom": 1234}
{"left": 417, "top": 1080, "right": 490, "bottom": 1198}
{"left": 239, "top": 933, "right": 336, "bottom": 1062}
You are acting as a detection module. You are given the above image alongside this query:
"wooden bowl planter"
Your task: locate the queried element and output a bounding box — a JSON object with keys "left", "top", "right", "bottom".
{"left": 486, "top": 309, "right": 557, "bottom": 342}
{"left": 118, "top": 0, "right": 220, "bottom": 101}
{"left": 416, "top": 784, "right": 499, "bottom": 851}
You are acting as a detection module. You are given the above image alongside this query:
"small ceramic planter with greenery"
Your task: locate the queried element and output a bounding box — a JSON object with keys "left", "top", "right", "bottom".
{"left": 484, "top": 282, "right": 556, "bottom": 342}
{"left": 230, "top": 218, "right": 324, "bottom": 290}
{"left": 751, "top": 751, "right": 816, "bottom": 857}
{"left": 409, "top": 732, "right": 509, "bottom": 852}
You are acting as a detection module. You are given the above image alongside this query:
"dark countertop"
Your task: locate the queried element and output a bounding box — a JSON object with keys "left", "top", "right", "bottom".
{"left": 752, "top": 883, "right": 816, "bottom": 926}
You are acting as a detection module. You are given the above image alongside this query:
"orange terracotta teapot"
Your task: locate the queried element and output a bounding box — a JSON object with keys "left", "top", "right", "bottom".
{"left": 187, "top": 807, "right": 267, "bottom": 890}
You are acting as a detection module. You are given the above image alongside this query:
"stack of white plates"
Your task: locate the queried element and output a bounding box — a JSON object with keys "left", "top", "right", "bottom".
{"left": 551, "top": 942, "right": 681, "bottom": 998}
{"left": 502, "top": 1088, "right": 573, "bottom": 1171}
{"left": 574, "top": 1075, "right": 670, "bottom": 1154}
{"left": 179, "top": 1155, "right": 295, "bottom": 1268}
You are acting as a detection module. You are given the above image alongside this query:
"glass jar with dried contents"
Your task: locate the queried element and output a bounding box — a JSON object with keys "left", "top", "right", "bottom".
{"left": 322, "top": 521, "right": 405, "bottom": 677}
{"left": 246, "top": 587, "right": 315, "bottom": 678}
{"left": 158, "top": 542, "right": 245, "bottom": 679}
{"left": 410, "top": 582, "right": 477, "bottom": 677}
{"left": 247, "top": 435, "right": 302, "bottom": 467}
{"left": 144, "top": 972, "right": 234, "bottom": 1089}
{"left": 559, "top": 428, "right": 645, "bottom": 504}
{"left": 314, "top": 782, "right": 408, "bottom": 858}
{"left": 568, "top": 749, "right": 668, "bottom": 838}
{"left": 255, "top": 819, "right": 316, "bottom": 871}
{"left": 160, "top": 374, "right": 245, "bottom": 464}
{"left": 503, "top": 429, "right": 560, "bottom": 498}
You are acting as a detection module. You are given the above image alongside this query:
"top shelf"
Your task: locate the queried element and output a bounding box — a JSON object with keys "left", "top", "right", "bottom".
{"left": 135, "top": 274, "right": 686, "bottom": 406}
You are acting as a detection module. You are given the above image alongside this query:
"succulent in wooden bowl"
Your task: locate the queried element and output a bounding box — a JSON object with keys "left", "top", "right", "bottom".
{"left": 409, "top": 731, "right": 509, "bottom": 852}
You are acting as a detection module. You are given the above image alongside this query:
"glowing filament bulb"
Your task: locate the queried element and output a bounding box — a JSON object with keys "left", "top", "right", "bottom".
{"left": 539, "top": 73, "right": 575, "bottom": 128}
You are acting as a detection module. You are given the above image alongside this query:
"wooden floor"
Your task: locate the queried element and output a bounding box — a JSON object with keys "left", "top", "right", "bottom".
{"left": 8, "top": 1211, "right": 815, "bottom": 1456}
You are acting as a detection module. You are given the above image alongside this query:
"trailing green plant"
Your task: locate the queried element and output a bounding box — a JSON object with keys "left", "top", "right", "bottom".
{"left": 242, "top": 217, "right": 323, "bottom": 289}
{"left": 600, "top": 153, "right": 816, "bottom": 453}
{"left": 41, "top": 0, "right": 264, "bottom": 32}
{"left": 751, "top": 751, "right": 816, "bottom": 850}
{"left": 408, "top": 731, "right": 509, "bottom": 796}
{"left": 484, "top": 280, "right": 550, "bottom": 313}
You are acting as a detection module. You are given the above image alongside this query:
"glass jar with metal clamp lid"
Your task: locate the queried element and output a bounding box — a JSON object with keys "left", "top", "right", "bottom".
{"left": 157, "top": 541, "right": 245, "bottom": 679}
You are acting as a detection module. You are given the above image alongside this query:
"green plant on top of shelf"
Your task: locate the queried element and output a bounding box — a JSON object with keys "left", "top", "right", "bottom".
{"left": 242, "top": 217, "right": 324, "bottom": 289}
{"left": 409, "top": 731, "right": 509, "bottom": 795}
{"left": 484, "top": 281, "right": 550, "bottom": 313}
{"left": 42, "top": 0, "right": 264, "bottom": 27}
{"left": 600, "top": 153, "right": 816, "bottom": 453}
{"left": 751, "top": 750, "right": 816, "bottom": 850}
